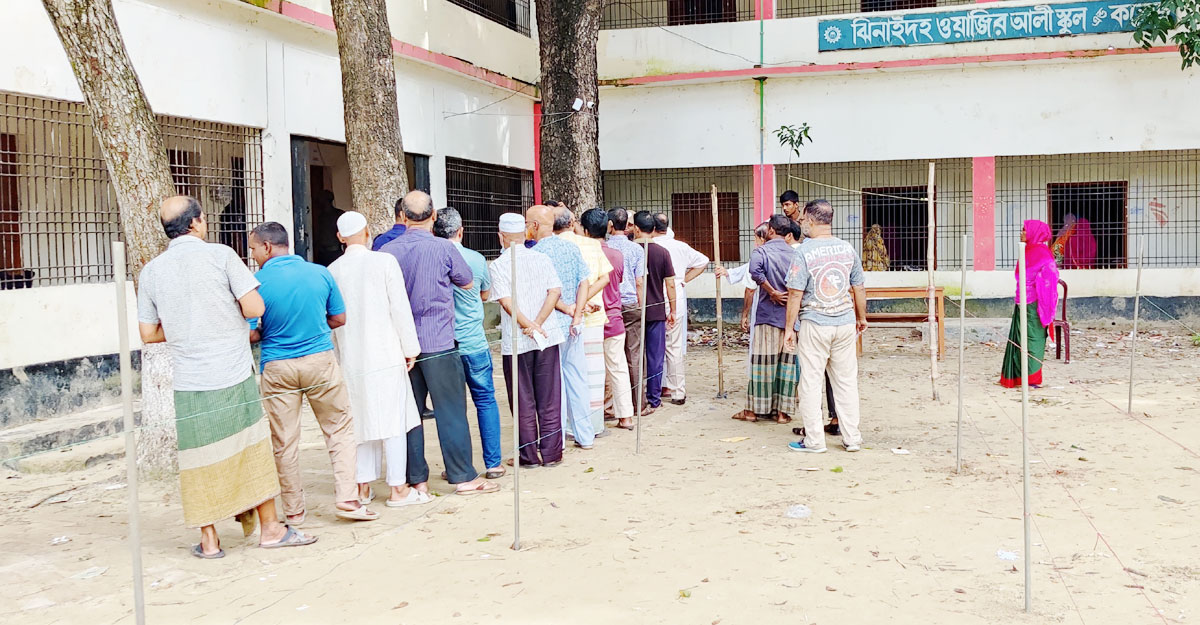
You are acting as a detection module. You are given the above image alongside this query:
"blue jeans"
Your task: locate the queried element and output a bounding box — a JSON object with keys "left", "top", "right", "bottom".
{"left": 461, "top": 349, "right": 502, "bottom": 469}
{"left": 644, "top": 320, "right": 667, "bottom": 408}
{"left": 558, "top": 331, "right": 596, "bottom": 446}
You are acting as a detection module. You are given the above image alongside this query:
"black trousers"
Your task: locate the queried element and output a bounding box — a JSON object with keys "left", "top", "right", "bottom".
{"left": 501, "top": 345, "right": 563, "bottom": 466}
{"left": 406, "top": 348, "right": 479, "bottom": 484}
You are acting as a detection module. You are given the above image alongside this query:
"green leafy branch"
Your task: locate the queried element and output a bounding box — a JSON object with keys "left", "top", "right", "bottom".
{"left": 1132, "top": 1, "right": 1199, "bottom": 69}
{"left": 774, "top": 123, "right": 813, "bottom": 159}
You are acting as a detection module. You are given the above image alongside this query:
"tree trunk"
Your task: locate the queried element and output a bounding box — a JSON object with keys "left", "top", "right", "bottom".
{"left": 537, "top": 0, "right": 604, "bottom": 212}
{"left": 330, "top": 0, "right": 409, "bottom": 237}
{"left": 42, "top": 0, "right": 178, "bottom": 475}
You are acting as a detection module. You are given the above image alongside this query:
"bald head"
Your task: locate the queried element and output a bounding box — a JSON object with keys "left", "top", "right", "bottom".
{"left": 526, "top": 205, "right": 555, "bottom": 242}
{"left": 400, "top": 190, "right": 435, "bottom": 224}
{"left": 160, "top": 195, "right": 204, "bottom": 239}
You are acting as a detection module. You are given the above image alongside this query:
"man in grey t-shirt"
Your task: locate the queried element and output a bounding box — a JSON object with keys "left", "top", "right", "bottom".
{"left": 782, "top": 199, "right": 867, "bottom": 454}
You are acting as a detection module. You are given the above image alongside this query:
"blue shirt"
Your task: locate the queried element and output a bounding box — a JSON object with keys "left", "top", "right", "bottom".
{"left": 452, "top": 241, "right": 491, "bottom": 355}
{"left": 255, "top": 255, "right": 345, "bottom": 368}
{"left": 372, "top": 224, "right": 406, "bottom": 251}
{"left": 533, "top": 234, "right": 589, "bottom": 331}
{"left": 606, "top": 234, "right": 644, "bottom": 307}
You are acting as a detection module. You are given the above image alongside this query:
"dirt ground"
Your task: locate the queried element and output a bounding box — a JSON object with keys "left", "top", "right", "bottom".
{"left": 2, "top": 323, "right": 1198, "bottom": 625}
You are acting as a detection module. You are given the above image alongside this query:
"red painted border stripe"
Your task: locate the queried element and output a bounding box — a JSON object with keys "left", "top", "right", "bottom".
{"left": 269, "top": 0, "right": 537, "bottom": 97}
{"left": 604, "top": 45, "right": 1178, "bottom": 86}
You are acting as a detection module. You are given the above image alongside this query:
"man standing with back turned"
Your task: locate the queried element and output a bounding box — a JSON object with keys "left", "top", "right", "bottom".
{"left": 783, "top": 199, "right": 867, "bottom": 454}
{"left": 138, "top": 196, "right": 316, "bottom": 558}
{"left": 380, "top": 191, "right": 498, "bottom": 495}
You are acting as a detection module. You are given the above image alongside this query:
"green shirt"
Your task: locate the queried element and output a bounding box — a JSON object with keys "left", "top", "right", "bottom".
{"left": 452, "top": 241, "right": 491, "bottom": 355}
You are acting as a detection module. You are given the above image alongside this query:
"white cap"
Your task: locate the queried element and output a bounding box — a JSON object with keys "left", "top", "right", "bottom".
{"left": 498, "top": 213, "right": 525, "bottom": 234}
{"left": 336, "top": 211, "right": 368, "bottom": 237}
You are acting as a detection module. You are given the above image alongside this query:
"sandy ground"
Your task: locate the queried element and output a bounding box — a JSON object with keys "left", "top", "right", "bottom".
{"left": 2, "top": 323, "right": 1198, "bottom": 625}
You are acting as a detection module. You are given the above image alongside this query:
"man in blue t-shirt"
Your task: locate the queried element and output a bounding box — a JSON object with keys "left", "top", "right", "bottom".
{"left": 249, "top": 221, "right": 377, "bottom": 524}
{"left": 433, "top": 208, "right": 504, "bottom": 479}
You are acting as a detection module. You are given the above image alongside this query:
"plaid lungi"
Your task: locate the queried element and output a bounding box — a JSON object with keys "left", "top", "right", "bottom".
{"left": 746, "top": 325, "right": 799, "bottom": 416}
{"left": 174, "top": 374, "right": 280, "bottom": 528}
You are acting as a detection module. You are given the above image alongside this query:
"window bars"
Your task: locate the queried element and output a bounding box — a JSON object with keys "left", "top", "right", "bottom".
{"left": 447, "top": 0, "right": 532, "bottom": 36}
{"left": 0, "top": 91, "right": 265, "bottom": 289}
{"left": 446, "top": 156, "right": 534, "bottom": 259}
{"left": 601, "top": 0, "right": 757, "bottom": 30}
{"left": 775, "top": 0, "right": 973, "bottom": 19}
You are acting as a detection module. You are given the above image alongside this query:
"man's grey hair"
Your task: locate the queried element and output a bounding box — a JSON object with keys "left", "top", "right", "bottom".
{"left": 803, "top": 199, "right": 834, "bottom": 225}
{"left": 432, "top": 207, "right": 463, "bottom": 239}
{"left": 552, "top": 206, "right": 573, "bottom": 232}
{"left": 402, "top": 191, "right": 435, "bottom": 223}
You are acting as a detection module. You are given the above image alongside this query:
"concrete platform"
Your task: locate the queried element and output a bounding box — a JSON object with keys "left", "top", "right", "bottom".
{"left": 0, "top": 402, "right": 133, "bottom": 472}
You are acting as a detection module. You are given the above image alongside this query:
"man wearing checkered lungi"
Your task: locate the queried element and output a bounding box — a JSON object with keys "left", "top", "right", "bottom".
{"left": 732, "top": 214, "right": 800, "bottom": 425}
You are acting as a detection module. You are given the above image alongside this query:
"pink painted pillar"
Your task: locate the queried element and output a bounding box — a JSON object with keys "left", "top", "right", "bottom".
{"left": 752, "top": 164, "right": 775, "bottom": 223}
{"left": 972, "top": 156, "right": 996, "bottom": 270}
{"left": 755, "top": 0, "right": 775, "bottom": 20}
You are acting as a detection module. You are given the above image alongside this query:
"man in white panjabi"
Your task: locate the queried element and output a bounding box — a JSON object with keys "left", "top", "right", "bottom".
{"left": 328, "top": 211, "right": 432, "bottom": 508}
{"left": 651, "top": 216, "right": 709, "bottom": 406}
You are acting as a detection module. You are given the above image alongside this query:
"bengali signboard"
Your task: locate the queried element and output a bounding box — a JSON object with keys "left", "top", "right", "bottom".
{"left": 817, "top": 1, "right": 1154, "bottom": 51}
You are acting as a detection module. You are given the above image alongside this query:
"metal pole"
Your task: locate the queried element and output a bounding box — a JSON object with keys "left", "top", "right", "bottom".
{"left": 1127, "top": 236, "right": 1145, "bottom": 415}
{"left": 926, "top": 162, "right": 939, "bottom": 401}
{"left": 1018, "top": 243, "right": 1032, "bottom": 613}
{"left": 956, "top": 234, "right": 966, "bottom": 474}
{"left": 113, "top": 241, "right": 145, "bottom": 625}
{"left": 711, "top": 185, "right": 726, "bottom": 398}
{"left": 510, "top": 241, "right": 521, "bottom": 551}
{"left": 635, "top": 239, "right": 649, "bottom": 455}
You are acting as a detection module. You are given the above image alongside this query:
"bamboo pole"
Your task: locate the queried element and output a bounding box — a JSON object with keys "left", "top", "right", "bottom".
{"left": 1018, "top": 243, "right": 1032, "bottom": 613}
{"left": 636, "top": 239, "right": 649, "bottom": 455}
{"left": 510, "top": 240, "right": 521, "bottom": 551}
{"left": 926, "top": 162, "right": 939, "bottom": 401}
{"left": 113, "top": 242, "right": 145, "bottom": 625}
{"left": 956, "top": 234, "right": 966, "bottom": 474}
{"left": 1128, "top": 236, "right": 1145, "bottom": 415}
{"left": 711, "top": 185, "right": 726, "bottom": 398}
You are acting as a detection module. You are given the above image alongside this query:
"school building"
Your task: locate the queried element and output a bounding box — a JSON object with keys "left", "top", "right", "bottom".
{"left": 1, "top": 0, "right": 1198, "bottom": 426}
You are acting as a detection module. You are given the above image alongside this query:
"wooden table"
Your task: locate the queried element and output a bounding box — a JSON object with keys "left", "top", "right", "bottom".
{"left": 858, "top": 286, "right": 945, "bottom": 359}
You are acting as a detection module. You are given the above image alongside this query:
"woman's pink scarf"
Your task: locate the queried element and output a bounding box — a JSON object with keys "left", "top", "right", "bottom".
{"left": 1016, "top": 220, "right": 1060, "bottom": 328}
{"left": 1063, "top": 217, "right": 1097, "bottom": 269}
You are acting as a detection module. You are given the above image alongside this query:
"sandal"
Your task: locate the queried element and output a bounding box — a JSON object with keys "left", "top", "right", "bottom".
{"left": 792, "top": 427, "right": 805, "bottom": 437}
{"left": 455, "top": 481, "right": 500, "bottom": 496}
{"left": 191, "top": 543, "right": 225, "bottom": 559}
{"left": 335, "top": 505, "right": 379, "bottom": 522}
{"left": 485, "top": 466, "right": 507, "bottom": 479}
{"left": 616, "top": 420, "right": 634, "bottom": 430}
{"left": 775, "top": 414, "right": 793, "bottom": 425}
{"left": 386, "top": 489, "right": 433, "bottom": 507}
{"left": 732, "top": 412, "right": 758, "bottom": 422}
{"left": 358, "top": 486, "right": 375, "bottom": 506}
{"left": 505, "top": 458, "right": 539, "bottom": 468}
{"left": 261, "top": 525, "right": 318, "bottom": 549}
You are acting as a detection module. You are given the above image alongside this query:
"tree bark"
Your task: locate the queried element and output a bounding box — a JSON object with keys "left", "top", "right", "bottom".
{"left": 42, "top": 0, "right": 177, "bottom": 475}
{"left": 330, "top": 0, "right": 409, "bottom": 236}
{"left": 537, "top": 0, "right": 604, "bottom": 212}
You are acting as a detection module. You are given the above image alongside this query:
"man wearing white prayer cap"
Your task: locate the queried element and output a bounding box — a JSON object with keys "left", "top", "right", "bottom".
{"left": 327, "top": 211, "right": 433, "bottom": 507}
{"left": 489, "top": 211, "right": 567, "bottom": 467}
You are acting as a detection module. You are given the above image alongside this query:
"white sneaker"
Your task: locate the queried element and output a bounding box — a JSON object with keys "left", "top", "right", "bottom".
{"left": 843, "top": 443, "right": 861, "bottom": 452}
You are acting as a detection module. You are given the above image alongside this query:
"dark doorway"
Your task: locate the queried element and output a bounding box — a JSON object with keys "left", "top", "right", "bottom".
{"left": 668, "top": 0, "right": 736, "bottom": 25}
{"left": 670, "top": 191, "right": 740, "bottom": 262}
{"left": 862, "top": 186, "right": 933, "bottom": 271}
{"left": 1048, "top": 181, "right": 1127, "bottom": 269}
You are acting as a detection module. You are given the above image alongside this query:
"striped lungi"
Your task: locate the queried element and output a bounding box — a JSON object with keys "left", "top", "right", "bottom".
{"left": 746, "top": 325, "right": 799, "bottom": 417}
{"left": 582, "top": 324, "right": 606, "bottom": 433}
{"left": 174, "top": 374, "right": 280, "bottom": 528}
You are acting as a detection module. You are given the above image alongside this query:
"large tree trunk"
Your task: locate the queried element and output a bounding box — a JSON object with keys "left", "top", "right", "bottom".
{"left": 330, "top": 0, "right": 409, "bottom": 236}
{"left": 43, "top": 0, "right": 178, "bottom": 475}
{"left": 537, "top": 0, "right": 604, "bottom": 212}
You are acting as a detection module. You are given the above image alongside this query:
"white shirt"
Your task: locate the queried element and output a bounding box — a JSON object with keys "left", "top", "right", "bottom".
{"left": 328, "top": 245, "right": 422, "bottom": 442}
{"left": 489, "top": 245, "right": 565, "bottom": 356}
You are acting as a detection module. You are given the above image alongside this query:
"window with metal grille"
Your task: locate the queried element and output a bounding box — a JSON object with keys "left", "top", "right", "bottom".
{"left": 861, "top": 186, "right": 933, "bottom": 271}
{"left": 775, "top": 0, "right": 970, "bottom": 19}
{"left": 446, "top": 0, "right": 531, "bottom": 36}
{"left": 0, "top": 91, "right": 265, "bottom": 288}
{"left": 996, "top": 151, "right": 1200, "bottom": 269}
{"left": 445, "top": 156, "right": 533, "bottom": 258}
{"left": 601, "top": 166, "right": 753, "bottom": 264}
{"left": 601, "top": 0, "right": 756, "bottom": 30}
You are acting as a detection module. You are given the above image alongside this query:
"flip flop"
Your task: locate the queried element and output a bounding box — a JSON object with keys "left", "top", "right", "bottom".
{"left": 505, "top": 458, "right": 540, "bottom": 468}
{"left": 386, "top": 489, "right": 433, "bottom": 508}
{"left": 455, "top": 481, "right": 500, "bottom": 496}
{"left": 260, "top": 525, "right": 318, "bottom": 549}
{"left": 775, "top": 415, "right": 793, "bottom": 425}
{"left": 616, "top": 422, "right": 635, "bottom": 430}
{"left": 485, "top": 466, "right": 506, "bottom": 479}
{"left": 732, "top": 412, "right": 758, "bottom": 422}
{"left": 358, "top": 486, "right": 375, "bottom": 506}
{"left": 335, "top": 505, "right": 379, "bottom": 522}
{"left": 191, "top": 544, "right": 225, "bottom": 559}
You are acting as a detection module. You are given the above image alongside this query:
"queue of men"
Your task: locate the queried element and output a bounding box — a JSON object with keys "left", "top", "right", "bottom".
{"left": 136, "top": 188, "right": 866, "bottom": 559}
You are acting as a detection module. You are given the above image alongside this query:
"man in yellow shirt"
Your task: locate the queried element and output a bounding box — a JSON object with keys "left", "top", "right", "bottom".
{"left": 556, "top": 204, "right": 611, "bottom": 436}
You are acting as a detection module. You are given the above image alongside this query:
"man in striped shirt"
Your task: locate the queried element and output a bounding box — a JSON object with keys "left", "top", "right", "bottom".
{"left": 379, "top": 191, "right": 498, "bottom": 496}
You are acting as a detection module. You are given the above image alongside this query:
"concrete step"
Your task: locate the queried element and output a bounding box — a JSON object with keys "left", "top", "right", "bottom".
{"left": 0, "top": 402, "right": 136, "bottom": 472}
{"left": 11, "top": 434, "right": 126, "bottom": 473}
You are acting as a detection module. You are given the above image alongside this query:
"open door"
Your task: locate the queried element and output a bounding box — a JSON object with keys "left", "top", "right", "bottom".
{"left": 290, "top": 136, "right": 312, "bottom": 262}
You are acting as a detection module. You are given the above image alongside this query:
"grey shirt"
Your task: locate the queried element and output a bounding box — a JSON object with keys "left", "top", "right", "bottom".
{"left": 784, "top": 236, "right": 865, "bottom": 326}
{"left": 137, "top": 236, "right": 260, "bottom": 391}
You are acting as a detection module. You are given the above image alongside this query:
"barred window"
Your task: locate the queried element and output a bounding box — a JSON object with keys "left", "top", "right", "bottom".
{"left": 445, "top": 156, "right": 533, "bottom": 258}
{"left": 0, "top": 91, "right": 265, "bottom": 289}
{"left": 446, "top": 0, "right": 531, "bottom": 36}
{"left": 775, "top": 0, "right": 971, "bottom": 19}
{"left": 601, "top": 0, "right": 756, "bottom": 30}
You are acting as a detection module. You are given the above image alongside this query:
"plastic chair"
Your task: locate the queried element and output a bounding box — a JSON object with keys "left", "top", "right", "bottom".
{"left": 1051, "top": 279, "right": 1070, "bottom": 363}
